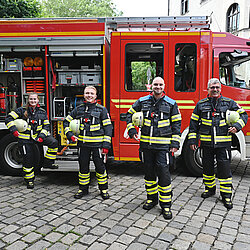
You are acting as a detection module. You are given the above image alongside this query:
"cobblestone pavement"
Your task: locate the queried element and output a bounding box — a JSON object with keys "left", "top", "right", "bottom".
{"left": 0, "top": 154, "right": 249, "bottom": 250}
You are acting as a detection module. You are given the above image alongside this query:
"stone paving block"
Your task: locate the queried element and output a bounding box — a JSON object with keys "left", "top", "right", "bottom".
{"left": 213, "top": 240, "right": 232, "bottom": 250}
{"left": 133, "top": 219, "right": 151, "bottom": 229}
{"left": 36, "top": 225, "right": 54, "bottom": 235}
{"left": 126, "top": 227, "right": 144, "bottom": 237}
{"left": 108, "top": 242, "right": 127, "bottom": 250}
{"left": 49, "top": 217, "right": 66, "bottom": 227}
{"left": 197, "top": 233, "right": 215, "bottom": 244}
{"left": 68, "top": 243, "right": 88, "bottom": 250}
{"left": 55, "top": 224, "right": 74, "bottom": 234}
{"left": 233, "top": 242, "right": 250, "bottom": 250}
{"left": 217, "top": 233, "right": 235, "bottom": 244}
{"left": 68, "top": 216, "right": 85, "bottom": 226}
{"left": 201, "top": 226, "right": 218, "bottom": 236}
{"left": 73, "top": 225, "right": 90, "bottom": 235}
{"left": 192, "top": 241, "right": 211, "bottom": 250}
{"left": 79, "top": 234, "right": 98, "bottom": 245}
{"left": 25, "top": 239, "right": 51, "bottom": 250}
{"left": 47, "top": 242, "right": 68, "bottom": 250}
{"left": 127, "top": 242, "right": 148, "bottom": 250}
{"left": 90, "top": 225, "right": 109, "bottom": 236}
{"left": 119, "top": 218, "right": 134, "bottom": 227}
{"left": 137, "top": 234, "right": 154, "bottom": 245}
{"left": 220, "top": 226, "right": 237, "bottom": 236}
{"left": 99, "top": 233, "right": 119, "bottom": 244}
{"left": 45, "top": 232, "right": 63, "bottom": 243}
{"left": 0, "top": 224, "right": 19, "bottom": 234}
{"left": 22, "top": 232, "right": 42, "bottom": 243}
{"left": 144, "top": 226, "right": 162, "bottom": 237}
{"left": 109, "top": 213, "right": 124, "bottom": 221}
{"left": 108, "top": 225, "right": 127, "bottom": 235}
{"left": 2, "top": 232, "right": 22, "bottom": 244}
{"left": 236, "top": 233, "right": 250, "bottom": 244}
{"left": 117, "top": 234, "right": 136, "bottom": 245}
{"left": 150, "top": 239, "right": 170, "bottom": 250}
{"left": 170, "top": 238, "right": 191, "bottom": 249}
{"left": 60, "top": 233, "right": 80, "bottom": 245}
{"left": 179, "top": 232, "right": 196, "bottom": 242}
{"left": 88, "top": 242, "right": 109, "bottom": 250}
{"left": 100, "top": 219, "right": 118, "bottom": 229}
{"left": 5, "top": 240, "right": 28, "bottom": 250}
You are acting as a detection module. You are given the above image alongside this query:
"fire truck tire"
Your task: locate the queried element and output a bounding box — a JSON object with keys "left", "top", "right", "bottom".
{"left": 0, "top": 134, "right": 40, "bottom": 176}
{"left": 182, "top": 142, "right": 203, "bottom": 177}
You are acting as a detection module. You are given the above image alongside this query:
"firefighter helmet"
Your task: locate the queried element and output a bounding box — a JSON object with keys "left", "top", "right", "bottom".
{"left": 14, "top": 119, "right": 28, "bottom": 132}
{"left": 69, "top": 119, "right": 80, "bottom": 135}
{"left": 226, "top": 110, "right": 240, "bottom": 126}
{"left": 132, "top": 112, "right": 144, "bottom": 127}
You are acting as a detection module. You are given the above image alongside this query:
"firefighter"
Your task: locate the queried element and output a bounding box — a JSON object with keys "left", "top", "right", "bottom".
{"left": 188, "top": 78, "right": 248, "bottom": 209}
{"left": 63, "top": 86, "right": 113, "bottom": 200}
{"left": 5, "top": 92, "right": 58, "bottom": 189}
{"left": 126, "top": 77, "right": 181, "bottom": 220}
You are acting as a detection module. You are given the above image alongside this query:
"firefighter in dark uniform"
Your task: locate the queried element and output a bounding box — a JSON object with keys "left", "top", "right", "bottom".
{"left": 188, "top": 78, "right": 248, "bottom": 209}
{"left": 63, "top": 86, "right": 113, "bottom": 200}
{"left": 5, "top": 92, "right": 58, "bottom": 189}
{"left": 126, "top": 77, "right": 182, "bottom": 220}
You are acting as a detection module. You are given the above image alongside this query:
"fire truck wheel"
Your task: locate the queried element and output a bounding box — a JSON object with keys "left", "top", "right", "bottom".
{"left": 182, "top": 142, "right": 203, "bottom": 177}
{"left": 0, "top": 134, "right": 40, "bottom": 176}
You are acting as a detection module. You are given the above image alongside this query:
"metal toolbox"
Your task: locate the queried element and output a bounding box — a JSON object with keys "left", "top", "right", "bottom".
{"left": 58, "top": 72, "right": 79, "bottom": 85}
{"left": 80, "top": 71, "right": 101, "bottom": 85}
{"left": 5, "top": 58, "right": 22, "bottom": 71}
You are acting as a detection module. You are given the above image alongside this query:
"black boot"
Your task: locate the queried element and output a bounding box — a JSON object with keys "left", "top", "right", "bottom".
{"left": 222, "top": 197, "right": 233, "bottom": 210}
{"left": 27, "top": 181, "right": 34, "bottom": 189}
{"left": 201, "top": 188, "right": 216, "bottom": 198}
{"left": 43, "top": 159, "right": 58, "bottom": 169}
{"left": 162, "top": 207, "right": 172, "bottom": 220}
{"left": 142, "top": 200, "right": 158, "bottom": 210}
{"left": 100, "top": 190, "right": 110, "bottom": 200}
{"left": 74, "top": 189, "right": 88, "bottom": 199}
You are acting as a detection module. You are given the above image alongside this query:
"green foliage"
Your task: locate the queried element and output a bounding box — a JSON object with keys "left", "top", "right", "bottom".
{"left": 0, "top": 0, "right": 42, "bottom": 18}
{"left": 41, "top": 0, "right": 122, "bottom": 17}
{"left": 131, "top": 61, "right": 156, "bottom": 90}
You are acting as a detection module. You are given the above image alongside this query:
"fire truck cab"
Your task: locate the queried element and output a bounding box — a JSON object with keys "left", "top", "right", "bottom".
{"left": 0, "top": 16, "right": 249, "bottom": 176}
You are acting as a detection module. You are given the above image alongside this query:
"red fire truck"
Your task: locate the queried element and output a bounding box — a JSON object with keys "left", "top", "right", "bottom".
{"left": 0, "top": 16, "right": 249, "bottom": 176}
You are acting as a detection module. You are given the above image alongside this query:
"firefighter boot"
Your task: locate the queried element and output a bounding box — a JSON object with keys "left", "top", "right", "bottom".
{"left": 143, "top": 200, "right": 158, "bottom": 210}
{"left": 74, "top": 189, "right": 89, "bottom": 199}
{"left": 100, "top": 190, "right": 110, "bottom": 200}
{"left": 162, "top": 207, "right": 172, "bottom": 220}
{"left": 201, "top": 187, "right": 216, "bottom": 199}
{"left": 43, "top": 158, "right": 58, "bottom": 169}
{"left": 27, "top": 181, "right": 34, "bottom": 189}
{"left": 222, "top": 197, "right": 233, "bottom": 210}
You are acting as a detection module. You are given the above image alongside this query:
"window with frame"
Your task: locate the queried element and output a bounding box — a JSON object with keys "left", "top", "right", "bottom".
{"left": 227, "top": 3, "right": 240, "bottom": 32}
{"left": 181, "top": 0, "right": 189, "bottom": 15}
{"left": 125, "top": 43, "right": 163, "bottom": 91}
{"left": 219, "top": 50, "right": 250, "bottom": 89}
{"left": 174, "top": 43, "right": 197, "bottom": 92}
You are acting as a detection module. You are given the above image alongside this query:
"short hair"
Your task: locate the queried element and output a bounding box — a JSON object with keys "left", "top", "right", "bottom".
{"left": 84, "top": 86, "right": 97, "bottom": 94}
{"left": 207, "top": 78, "right": 221, "bottom": 89}
{"left": 152, "top": 76, "right": 165, "bottom": 84}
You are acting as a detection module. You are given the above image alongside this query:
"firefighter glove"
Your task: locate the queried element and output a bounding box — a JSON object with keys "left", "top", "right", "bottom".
{"left": 71, "top": 136, "right": 77, "bottom": 142}
{"left": 12, "top": 131, "right": 19, "bottom": 137}
{"left": 102, "top": 148, "right": 109, "bottom": 154}
{"left": 37, "top": 137, "right": 43, "bottom": 143}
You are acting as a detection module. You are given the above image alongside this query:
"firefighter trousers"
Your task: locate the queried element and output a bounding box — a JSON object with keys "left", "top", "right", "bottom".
{"left": 78, "top": 147, "right": 108, "bottom": 191}
{"left": 139, "top": 148, "right": 172, "bottom": 208}
{"left": 201, "top": 147, "right": 232, "bottom": 198}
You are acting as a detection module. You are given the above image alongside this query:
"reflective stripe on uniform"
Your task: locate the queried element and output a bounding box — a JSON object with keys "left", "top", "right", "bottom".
{"left": 191, "top": 113, "right": 199, "bottom": 121}
{"left": 140, "top": 135, "right": 171, "bottom": 144}
{"left": 171, "top": 114, "right": 182, "bottom": 122}
{"left": 201, "top": 118, "right": 212, "bottom": 126}
{"left": 102, "top": 119, "right": 112, "bottom": 126}
{"left": 188, "top": 132, "right": 197, "bottom": 140}
{"left": 158, "top": 119, "right": 170, "bottom": 128}
{"left": 9, "top": 111, "right": 19, "bottom": 119}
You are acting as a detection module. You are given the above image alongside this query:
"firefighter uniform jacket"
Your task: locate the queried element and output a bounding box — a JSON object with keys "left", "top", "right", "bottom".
{"left": 64, "top": 102, "right": 112, "bottom": 149}
{"left": 188, "top": 95, "right": 248, "bottom": 148}
{"left": 126, "top": 94, "right": 182, "bottom": 150}
{"left": 5, "top": 106, "right": 50, "bottom": 142}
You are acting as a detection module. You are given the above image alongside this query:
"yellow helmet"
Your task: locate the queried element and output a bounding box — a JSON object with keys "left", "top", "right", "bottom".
{"left": 69, "top": 119, "right": 80, "bottom": 135}
{"left": 14, "top": 119, "right": 28, "bottom": 132}
{"left": 226, "top": 110, "right": 240, "bottom": 126}
{"left": 132, "top": 112, "right": 144, "bottom": 127}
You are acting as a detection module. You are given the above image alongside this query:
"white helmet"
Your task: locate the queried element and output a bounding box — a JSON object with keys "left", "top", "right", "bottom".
{"left": 132, "top": 112, "right": 144, "bottom": 127}
{"left": 226, "top": 110, "right": 240, "bottom": 126}
{"left": 69, "top": 119, "right": 80, "bottom": 135}
{"left": 14, "top": 119, "right": 28, "bottom": 132}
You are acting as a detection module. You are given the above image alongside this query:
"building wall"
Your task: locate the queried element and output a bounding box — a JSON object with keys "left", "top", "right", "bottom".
{"left": 168, "top": 0, "right": 250, "bottom": 38}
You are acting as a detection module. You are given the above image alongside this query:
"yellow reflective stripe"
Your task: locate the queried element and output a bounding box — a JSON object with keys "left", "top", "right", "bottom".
{"left": 147, "top": 187, "right": 158, "bottom": 195}
{"left": 188, "top": 132, "right": 196, "bottom": 139}
{"left": 19, "top": 133, "right": 30, "bottom": 139}
{"left": 215, "top": 135, "right": 232, "bottom": 143}
{"left": 144, "top": 118, "right": 151, "bottom": 126}
{"left": 23, "top": 167, "right": 34, "bottom": 173}
{"left": 78, "top": 135, "right": 104, "bottom": 142}
{"left": 171, "top": 114, "right": 182, "bottom": 122}
{"left": 200, "top": 135, "right": 212, "bottom": 141}
{"left": 127, "top": 123, "right": 135, "bottom": 131}
{"left": 6, "top": 121, "right": 15, "bottom": 129}
{"left": 96, "top": 171, "right": 107, "bottom": 178}
{"left": 237, "top": 119, "right": 245, "bottom": 128}
{"left": 102, "top": 119, "right": 112, "bottom": 126}
{"left": 37, "top": 125, "right": 43, "bottom": 131}
{"left": 104, "top": 135, "right": 111, "bottom": 143}
{"left": 158, "top": 185, "right": 171, "bottom": 193}
{"left": 145, "top": 180, "right": 157, "bottom": 186}
{"left": 45, "top": 153, "right": 56, "bottom": 160}
{"left": 140, "top": 135, "right": 171, "bottom": 144}
{"left": 44, "top": 120, "right": 50, "bottom": 125}
{"left": 220, "top": 186, "right": 232, "bottom": 193}
{"left": 9, "top": 111, "right": 19, "bottom": 119}
{"left": 79, "top": 172, "right": 90, "bottom": 178}
{"left": 191, "top": 113, "right": 199, "bottom": 121}
{"left": 79, "top": 179, "right": 90, "bottom": 185}
{"left": 80, "top": 124, "right": 84, "bottom": 130}
{"left": 201, "top": 118, "right": 212, "bottom": 126}
{"left": 65, "top": 115, "right": 73, "bottom": 122}
{"left": 40, "top": 129, "right": 48, "bottom": 136}
{"left": 219, "top": 120, "right": 226, "bottom": 126}
{"left": 203, "top": 174, "right": 215, "bottom": 180}
{"left": 24, "top": 172, "right": 35, "bottom": 179}
{"left": 218, "top": 178, "right": 232, "bottom": 184}
{"left": 172, "top": 135, "right": 181, "bottom": 143}
{"left": 128, "top": 107, "right": 136, "bottom": 114}
{"left": 158, "top": 119, "right": 170, "bottom": 128}
{"left": 159, "top": 195, "right": 172, "bottom": 202}
{"left": 90, "top": 124, "right": 100, "bottom": 131}
{"left": 47, "top": 148, "right": 58, "bottom": 153}
{"left": 237, "top": 109, "right": 245, "bottom": 114}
